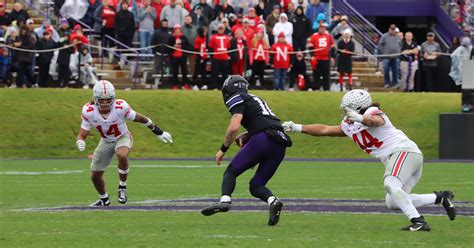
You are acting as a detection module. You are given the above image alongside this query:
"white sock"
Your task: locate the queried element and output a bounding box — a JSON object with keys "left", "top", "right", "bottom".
{"left": 99, "top": 193, "right": 109, "bottom": 199}
{"left": 410, "top": 193, "right": 436, "bottom": 207}
{"left": 220, "top": 195, "right": 231, "bottom": 203}
{"left": 119, "top": 181, "right": 127, "bottom": 187}
{"left": 267, "top": 196, "right": 276, "bottom": 206}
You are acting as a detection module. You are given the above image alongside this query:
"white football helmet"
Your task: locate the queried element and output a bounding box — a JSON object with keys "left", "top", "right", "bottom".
{"left": 93, "top": 80, "right": 116, "bottom": 112}
{"left": 340, "top": 89, "right": 372, "bottom": 113}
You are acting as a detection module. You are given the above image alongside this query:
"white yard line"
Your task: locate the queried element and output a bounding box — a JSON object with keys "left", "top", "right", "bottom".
{"left": 0, "top": 170, "right": 84, "bottom": 175}
{"left": 132, "top": 164, "right": 224, "bottom": 168}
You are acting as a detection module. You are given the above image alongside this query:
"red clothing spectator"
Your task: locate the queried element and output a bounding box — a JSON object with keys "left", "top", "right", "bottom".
{"left": 70, "top": 25, "right": 90, "bottom": 51}
{"left": 209, "top": 33, "right": 231, "bottom": 61}
{"left": 230, "top": 29, "right": 247, "bottom": 76}
{"left": 152, "top": 1, "right": 166, "bottom": 29}
{"left": 194, "top": 35, "right": 208, "bottom": 60}
{"left": 192, "top": 29, "right": 209, "bottom": 89}
{"left": 307, "top": 24, "right": 334, "bottom": 91}
{"left": 308, "top": 31, "right": 334, "bottom": 60}
{"left": 251, "top": 39, "right": 269, "bottom": 64}
{"left": 245, "top": 8, "right": 261, "bottom": 32}
{"left": 249, "top": 31, "right": 269, "bottom": 87}
{"left": 107, "top": 0, "right": 120, "bottom": 9}
{"left": 102, "top": 5, "right": 116, "bottom": 29}
{"left": 271, "top": 41, "right": 293, "bottom": 69}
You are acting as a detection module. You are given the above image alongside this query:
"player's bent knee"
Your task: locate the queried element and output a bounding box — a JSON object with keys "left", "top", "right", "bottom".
{"left": 385, "top": 193, "right": 399, "bottom": 210}
{"left": 248, "top": 183, "right": 263, "bottom": 197}
{"left": 223, "top": 164, "right": 238, "bottom": 177}
{"left": 383, "top": 176, "right": 403, "bottom": 194}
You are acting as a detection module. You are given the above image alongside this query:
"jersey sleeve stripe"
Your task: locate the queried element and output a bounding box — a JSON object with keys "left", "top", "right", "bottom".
{"left": 225, "top": 94, "right": 242, "bottom": 105}
{"left": 228, "top": 100, "right": 244, "bottom": 110}
{"left": 226, "top": 96, "right": 243, "bottom": 108}
{"left": 81, "top": 114, "right": 89, "bottom": 121}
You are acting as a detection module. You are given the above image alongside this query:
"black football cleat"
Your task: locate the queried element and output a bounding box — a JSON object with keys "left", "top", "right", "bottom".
{"left": 118, "top": 188, "right": 127, "bottom": 204}
{"left": 201, "top": 202, "right": 230, "bottom": 216}
{"left": 89, "top": 198, "right": 110, "bottom": 207}
{"left": 400, "top": 216, "right": 431, "bottom": 232}
{"left": 268, "top": 198, "right": 283, "bottom": 226}
{"left": 435, "top": 191, "right": 456, "bottom": 220}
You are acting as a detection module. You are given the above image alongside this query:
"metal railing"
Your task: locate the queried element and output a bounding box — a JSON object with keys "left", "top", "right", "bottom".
{"left": 332, "top": 0, "right": 383, "bottom": 57}
{"left": 104, "top": 34, "right": 140, "bottom": 88}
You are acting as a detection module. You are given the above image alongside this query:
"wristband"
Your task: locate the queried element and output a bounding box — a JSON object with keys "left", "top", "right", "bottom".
{"left": 220, "top": 144, "right": 229, "bottom": 153}
{"left": 144, "top": 118, "right": 153, "bottom": 127}
{"left": 151, "top": 125, "right": 164, "bottom": 135}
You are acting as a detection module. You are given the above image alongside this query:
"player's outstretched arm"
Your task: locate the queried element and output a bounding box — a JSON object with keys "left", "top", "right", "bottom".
{"left": 133, "top": 112, "right": 173, "bottom": 143}
{"left": 76, "top": 128, "right": 89, "bottom": 151}
{"left": 283, "top": 121, "right": 345, "bottom": 137}
{"left": 343, "top": 107, "right": 385, "bottom": 127}
{"left": 216, "top": 114, "right": 243, "bottom": 165}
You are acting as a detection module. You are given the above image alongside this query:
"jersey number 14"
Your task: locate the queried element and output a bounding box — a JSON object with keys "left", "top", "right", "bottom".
{"left": 96, "top": 124, "right": 121, "bottom": 138}
{"left": 352, "top": 130, "right": 383, "bottom": 154}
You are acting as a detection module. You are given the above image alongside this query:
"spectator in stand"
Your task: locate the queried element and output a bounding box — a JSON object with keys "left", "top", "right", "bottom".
{"left": 36, "top": 29, "right": 58, "bottom": 88}
{"left": 81, "top": 0, "right": 101, "bottom": 28}
{"left": 183, "top": 15, "right": 198, "bottom": 76}
{"left": 191, "top": 6, "right": 209, "bottom": 28}
{"left": 336, "top": 29, "right": 355, "bottom": 92}
{"left": 34, "top": 20, "right": 60, "bottom": 42}
{"left": 152, "top": 0, "right": 166, "bottom": 29}
{"left": 238, "top": 18, "right": 255, "bottom": 43}
{"left": 57, "top": 18, "right": 72, "bottom": 39}
{"left": 209, "top": 11, "right": 225, "bottom": 35}
{"left": 193, "top": 0, "right": 213, "bottom": 22}
{"left": 249, "top": 28, "right": 269, "bottom": 87}
{"left": 115, "top": 1, "right": 136, "bottom": 49}
{"left": 98, "top": 2, "right": 117, "bottom": 55}
{"left": 290, "top": 6, "right": 311, "bottom": 51}
{"left": 208, "top": 23, "right": 231, "bottom": 89}
{"left": 286, "top": 2, "right": 296, "bottom": 20}
{"left": 420, "top": 32, "right": 441, "bottom": 92}
{"left": 10, "top": 2, "right": 29, "bottom": 27}
{"left": 74, "top": 45, "right": 95, "bottom": 89}
{"left": 61, "top": 0, "right": 89, "bottom": 22}
{"left": 70, "top": 24, "right": 90, "bottom": 51}
{"left": 5, "top": 28, "right": 18, "bottom": 88}
{"left": 307, "top": 23, "right": 334, "bottom": 91}
{"left": 0, "top": 47, "right": 9, "bottom": 86}
{"left": 292, "top": 0, "right": 308, "bottom": 9}
{"left": 255, "top": 0, "right": 270, "bottom": 20}
{"left": 331, "top": 15, "right": 351, "bottom": 40}
{"left": 305, "top": 0, "right": 326, "bottom": 30}
{"left": 221, "top": 18, "right": 232, "bottom": 36}
{"left": 449, "top": 37, "right": 461, "bottom": 54}
{"left": 228, "top": 13, "right": 237, "bottom": 27}
{"left": 377, "top": 24, "right": 402, "bottom": 88}
{"left": 288, "top": 51, "right": 307, "bottom": 91}
{"left": 271, "top": 32, "right": 294, "bottom": 90}
{"left": 245, "top": 7, "right": 261, "bottom": 32}
{"left": 400, "top": 31, "right": 418, "bottom": 92}
{"left": 0, "top": 2, "right": 11, "bottom": 30}
{"left": 272, "top": 13, "right": 293, "bottom": 45}
{"left": 13, "top": 26, "right": 36, "bottom": 88}
{"left": 168, "top": 24, "right": 190, "bottom": 90}
{"left": 313, "top": 12, "right": 326, "bottom": 32}
{"left": 214, "top": 0, "right": 235, "bottom": 18}
{"left": 450, "top": 37, "right": 472, "bottom": 91}
{"left": 230, "top": 28, "right": 247, "bottom": 76}
{"left": 57, "top": 28, "right": 75, "bottom": 87}
{"left": 265, "top": 5, "right": 281, "bottom": 46}
{"left": 54, "top": 0, "right": 66, "bottom": 18}
{"left": 151, "top": 19, "right": 171, "bottom": 75}
{"left": 328, "top": 13, "right": 341, "bottom": 32}
{"left": 161, "top": 0, "right": 186, "bottom": 27}
{"left": 138, "top": 0, "right": 157, "bottom": 55}
{"left": 192, "top": 27, "right": 209, "bottom": 90}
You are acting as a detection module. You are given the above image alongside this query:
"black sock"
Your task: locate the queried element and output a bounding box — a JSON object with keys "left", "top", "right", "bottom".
{"left": 249, "top": 184, "right": 273, "bottom": 203}
{"left": 118, "top": 185, "right": 126, "bottom": 190}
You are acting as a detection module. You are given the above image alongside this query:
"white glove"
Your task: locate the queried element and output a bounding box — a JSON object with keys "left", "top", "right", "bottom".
{"left": 282, "top": 121, "right": 302, "bottom": 133}
{"left": 158, "top": 131, "right": 173, "bottom": 143}
{"left": 76, "top": 140, "right": 86, "bottom": 151}
{"left": 344, "top": 107, "right": 364, "bottom": 123}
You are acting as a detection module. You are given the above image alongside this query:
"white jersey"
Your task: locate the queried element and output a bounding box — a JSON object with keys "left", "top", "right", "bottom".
{"left": 340, "top": 107, "right": 422, "bottom": 163}
{"left": 80, "top": 99, "right": 137, "bottom": 142}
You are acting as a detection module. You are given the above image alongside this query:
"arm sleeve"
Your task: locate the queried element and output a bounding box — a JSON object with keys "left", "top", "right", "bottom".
{"left": 80, "top": 109, "right": 92, "bottom": 130}
{"left": 121, "top": 100, "right": 137, "bottom": 121}
{"left": 365, "top": 106, "right": 383, "bottom": 116}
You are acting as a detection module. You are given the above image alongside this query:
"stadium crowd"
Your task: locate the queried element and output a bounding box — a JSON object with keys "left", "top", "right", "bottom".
{"left": 0, "top": 0, "right": 472, "bottom": 91}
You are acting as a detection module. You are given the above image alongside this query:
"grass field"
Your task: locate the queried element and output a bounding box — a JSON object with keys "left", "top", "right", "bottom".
{"left": 1, "top": 159, "right": 473, "bottom": 247}
{"left": 0, "top": 89, "right": 461, "bottom": 159}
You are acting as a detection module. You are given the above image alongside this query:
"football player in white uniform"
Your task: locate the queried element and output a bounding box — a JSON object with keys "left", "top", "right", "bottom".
{"left": 76, "top": 80, "right": 173, "bottom": 206}
{"left": 283, "top": 89, "right": 456, "bottom": 231}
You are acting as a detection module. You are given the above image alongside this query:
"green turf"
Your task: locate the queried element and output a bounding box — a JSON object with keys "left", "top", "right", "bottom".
{"left": 0, "top": 159, "right": 473, "bottom": 247}
{"left": 0, "top": 89, "right": 460, "bottom": 159}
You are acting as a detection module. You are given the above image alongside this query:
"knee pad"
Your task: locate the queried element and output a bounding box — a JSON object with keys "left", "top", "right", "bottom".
{"left": 384, "top": 176, "right": 403, "bottom": 194}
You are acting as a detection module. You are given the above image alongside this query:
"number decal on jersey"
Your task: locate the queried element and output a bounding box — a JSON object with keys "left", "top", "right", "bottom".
{"left": 352, "top": 130, "right": 383, "bottom": 154}
{"left": 86, "top": 106, "right": 94, "bottom": 112}
{"left": 253, "top": 96, "right": 275, "bottom": 116}
{"left": 115, "top": 100, "right": 123, "bottom": 109}
{"left": 96, "top": 124, "right": 121, "bottom": 138}
{"left": 318, "top": 38, "right": 327, "bottom": 47}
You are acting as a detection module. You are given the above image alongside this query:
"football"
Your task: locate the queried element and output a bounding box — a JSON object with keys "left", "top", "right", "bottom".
{"left": 235, "top": 132, "right": 250, "bottom": 148}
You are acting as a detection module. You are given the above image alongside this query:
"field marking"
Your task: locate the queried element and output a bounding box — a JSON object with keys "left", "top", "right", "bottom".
{"left": 133, "top": 165, "right": 220, "bottom": 168}
{"left": 0, "top": 170, "right": 84, "bottom": 175}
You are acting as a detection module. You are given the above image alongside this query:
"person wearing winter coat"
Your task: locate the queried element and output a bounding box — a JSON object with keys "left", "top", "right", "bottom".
{"left": 449, "top": 37, "right": 472, "bottom": 91}
{"left": 74, "top": 45, "right": 95, "bottom": 88}
{"left": 192, "top": 27, "right": 209, "bottom": 90}
{"left": 167, "top": 24, "right": 191, "bottom": 90}
{"left": 151, "top": 19, "right": 171, "bottom": 75}
{"left": 230, "top": 28, "right": 247, "bottom": 76}
{"left": 115, "top": 1, "right": 136, "bottom": 48}
{"left": 271, "top": 32, "right": 294, "bottom": 90}
{"left": 34, "top": 20, "right": 60, "bottom": 42}
{"left": 138, "top": 0, "right": 157, "bottom": 55}
{"left": 14, "top": 26, "right": 36, "bottom": 88}
{"left": 36, "top": 29, "right": 58, "bottom": 87}
{"left": 70, "top": 24, "right": 90, "bottom": 51}
{"left": 290, "top": 6, "right": 311, "bottom": 51}
{"left": 288, "top": 51, "right": 308, "bottom": 91}
{"left": 57, "top": 32, "right": 75, "bottom": 88}
{"left": 272, "top": 13, "right": 293, "bottom": 45}
{"left": 336, "top": 29, "right": 355, "bottom": 91}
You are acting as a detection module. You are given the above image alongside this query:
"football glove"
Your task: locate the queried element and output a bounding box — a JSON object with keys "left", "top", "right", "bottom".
{"left": 157, "top": 131, "right": 173, "bottom": 144}
{"left": 344, "top": 107, "right": 364, "bottom": 123}
{"left": 76, "top": 140, "right": 86, "bottom": 151}
{"left": 282, "top": 121, "right": 302, "bottom": 133}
